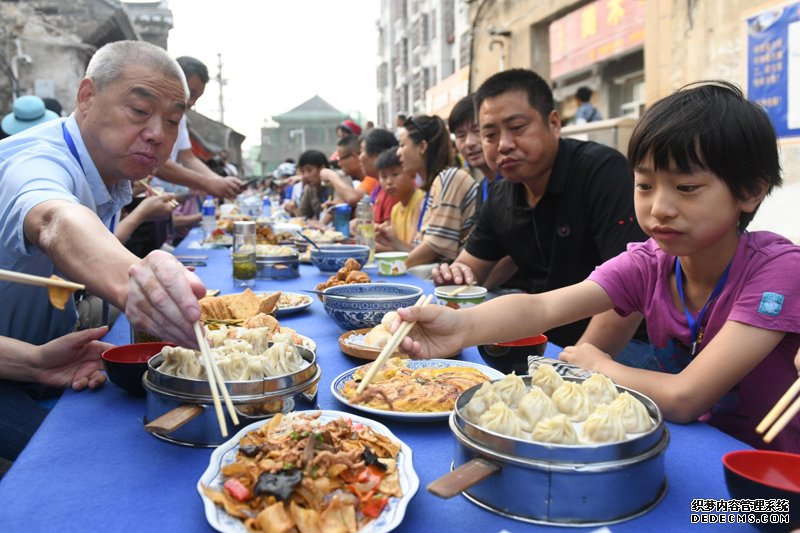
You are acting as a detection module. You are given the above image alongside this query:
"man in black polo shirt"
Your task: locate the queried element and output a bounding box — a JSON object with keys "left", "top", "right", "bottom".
{"left": 434, "top": 69, "right": 648, "bottom": 352}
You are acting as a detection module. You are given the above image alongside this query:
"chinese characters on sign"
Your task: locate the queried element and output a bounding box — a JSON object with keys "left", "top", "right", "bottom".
{"left": 549, "top": 0, "right": 646, "bottom": 79}
{"left": 746, "top": 2, "right": 800, "bottom": 138}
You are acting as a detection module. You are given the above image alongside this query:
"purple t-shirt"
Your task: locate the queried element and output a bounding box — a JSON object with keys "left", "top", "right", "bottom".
{"left": 588, "top": 231, "right": 800, "bottom": 452}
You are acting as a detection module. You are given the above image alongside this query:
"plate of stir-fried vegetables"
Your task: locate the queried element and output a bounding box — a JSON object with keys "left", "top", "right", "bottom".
{"left": 198, "top": 410, "right": 418, "bottom": 532}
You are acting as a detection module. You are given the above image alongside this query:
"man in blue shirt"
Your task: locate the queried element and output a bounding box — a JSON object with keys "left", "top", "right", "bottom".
{"left": 0, "top": 40, "right": 206, "bottom": 349}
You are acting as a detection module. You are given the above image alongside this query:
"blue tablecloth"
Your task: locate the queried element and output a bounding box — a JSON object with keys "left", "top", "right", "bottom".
{"left": 0, "top": 230, "right": 751, "bottom": 532}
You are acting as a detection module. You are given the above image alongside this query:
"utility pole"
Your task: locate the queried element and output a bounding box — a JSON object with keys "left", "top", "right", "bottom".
{"left": 216, "top": 52, "right": 226, "bottom": 123}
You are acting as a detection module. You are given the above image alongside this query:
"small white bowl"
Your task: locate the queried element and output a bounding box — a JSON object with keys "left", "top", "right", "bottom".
{"left": 375, "top": 252, "right": 409, "bottom": 276}
{"left": 434, "top": 285, "right": 488, "bottom": 309}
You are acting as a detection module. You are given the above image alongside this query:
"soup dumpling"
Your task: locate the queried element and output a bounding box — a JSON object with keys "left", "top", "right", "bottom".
{"left": 493, "top": 373, "right": 526, "bottom": 408}
{"left": 529, "top": 364, "right": 564, "bottom": 396}
{"left": 552, "top": 382, "right": 595, "bottom": 422}
{"left": 609, "top": 392, "right": 653, "bottom": 433}
{"left": 516, "top": 386, "right": 559, "bottom": 432}
{"left": 582, "top": 404, "right": 627, "bottom": 443}
{"left": 462, "top": 382, "right": 501, "bottom": 423}
{"left": 531, "top": 414, "right": 579, "bottom": 444}
{"left": 478, "top": 401, "right": 523, "bottom": 438}
{"left": 581, "top": 373, "right": 619, "bottom": 405}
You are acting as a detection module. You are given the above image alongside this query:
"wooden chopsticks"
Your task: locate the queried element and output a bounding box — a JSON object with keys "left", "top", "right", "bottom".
{"left": 355, "top": 294, "right": 433, "bottom": 395}
{"left": 0, "top": 269, "right": 85, "bottom": 290}
{"left": 193, "top": 322, "right": 240, "bottom": 437}
{"left": 144, "top": 183, "right": 179, "bottom": 209}
{"left": 756, "top": 371, "right": 800, "bottom": 444}
{"left": 445, "top": 282, "right": 475, "bottom": 297}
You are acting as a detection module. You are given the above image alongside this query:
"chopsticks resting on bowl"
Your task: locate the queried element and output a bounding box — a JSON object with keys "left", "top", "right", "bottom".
{"left": 445, "top": 282, "right": 475, "bottom": 297}
{"left": 756, "top": 371, "right": 800, "bottom": 444}
{"left": 193, "top": 322, "right": 240, "bottom": 437}
{"left": 354, "top": 293, "right": 433, "bottom": 396}
{"left": 0, "top": 268, "right": 85, "bottom": 290}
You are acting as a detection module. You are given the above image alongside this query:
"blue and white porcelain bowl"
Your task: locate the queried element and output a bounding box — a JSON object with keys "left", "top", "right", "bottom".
{"left": 322, "top": 283, "right": 424, "bottom": 330}
{"left": 309, "top": 244, "right": 371, "bottom": 273}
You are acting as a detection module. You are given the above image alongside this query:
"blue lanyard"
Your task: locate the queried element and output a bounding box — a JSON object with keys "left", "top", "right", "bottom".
{"left": 417, "top": 190, "right": 430, "bottom": 232}
{"left": 62, "top": 122, "right": 117, "bottom": 233}
{"left": 481, "top": 174, "right": 503, "bottom": 203}
{"left": 61, "top": 122, "right": 84, "bottom": 172}
{"left": 675, "top": 257, "right": 732, "bottom": 356}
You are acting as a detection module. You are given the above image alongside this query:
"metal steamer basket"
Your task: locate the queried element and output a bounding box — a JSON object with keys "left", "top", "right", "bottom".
{"left": 255, "top": 251, "right": 300, "bottom": 280}
{"left": 142, "top": 344, "right": 320, "bottom": 447}
{"left": 434, "top": 376, "right": 669, "bottom": 527}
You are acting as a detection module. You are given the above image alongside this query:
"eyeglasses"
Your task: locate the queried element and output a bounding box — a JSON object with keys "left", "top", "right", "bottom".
{"left": 339, "top": 152, "right": 356, "bottom": 161}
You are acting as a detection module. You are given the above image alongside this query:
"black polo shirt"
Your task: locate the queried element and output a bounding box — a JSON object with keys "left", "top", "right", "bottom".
{"left": 465, "top": 138, "right": 647, "bottom": 347}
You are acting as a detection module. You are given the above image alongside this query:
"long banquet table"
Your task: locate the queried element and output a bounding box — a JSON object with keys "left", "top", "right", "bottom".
{"left": 0, "top": 229, "right": 751, "bottom": 532}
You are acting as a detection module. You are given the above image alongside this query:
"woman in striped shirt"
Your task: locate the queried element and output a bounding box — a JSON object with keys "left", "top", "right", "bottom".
{"left": 397, "top": 115, "right": 478, "bottom": 268}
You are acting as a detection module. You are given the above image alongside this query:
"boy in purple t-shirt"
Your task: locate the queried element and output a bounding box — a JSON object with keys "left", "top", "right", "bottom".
{"left": 393, "top": 81, "right": 800, "bottom": 452}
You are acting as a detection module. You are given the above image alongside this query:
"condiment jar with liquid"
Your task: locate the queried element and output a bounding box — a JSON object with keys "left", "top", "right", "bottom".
{"left": 232, "top": 220, "right": 257, "bottom": 286}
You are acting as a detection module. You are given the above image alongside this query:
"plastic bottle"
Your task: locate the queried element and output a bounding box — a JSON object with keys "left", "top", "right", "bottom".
{"left": 261, "top": 196, "right": 272, "bottom": 219}
{"left": 355, "top": 195, "right": 375, "bottom": 266}
{"left": 201, "top": 195, "right": 216, "bottom": 239}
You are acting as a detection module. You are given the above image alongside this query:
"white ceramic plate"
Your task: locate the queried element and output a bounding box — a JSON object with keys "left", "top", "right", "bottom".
{"left": 260, "top": 291, "right": 314, "bottom": 317}
{"left": 197, "top": 410, "right": 419, "bottom": 533}
{"left": 331, "top": 359, "right": 504, "bottom": 421}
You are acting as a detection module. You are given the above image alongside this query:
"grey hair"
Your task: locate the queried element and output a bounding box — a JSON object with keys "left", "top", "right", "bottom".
{"left": 85, "top": 40, "right": 188, "bottom": 97}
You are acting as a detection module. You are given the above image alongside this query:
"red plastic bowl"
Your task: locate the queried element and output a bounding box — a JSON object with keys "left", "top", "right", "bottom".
{"left": 722, "top": 450, "right": 800, "bottom": 530}
{"left": 477, "top": 335, "right": 548, "bottom": 375}
{"left": 102, "top": 342, "right": 175, "bottom": 396}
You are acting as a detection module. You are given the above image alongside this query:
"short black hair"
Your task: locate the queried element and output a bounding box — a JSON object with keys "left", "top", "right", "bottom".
{"left": 176, "top": 56, "right": 209, "bottom": 83}
{"left": 363, "top": 128, "right": 398, "bottom": 156}
{"left": 298, "top": 149, "right": 329, "bottom": 169}
{"left": 337, "top": 134, "right": 360, "bottom": 151}
{"left": 375, "top": 148, "right": 402, "bottom": 171}
{"left": 474, "top": 68, "right": 554, "bottom": 122}
{"left": 575, "top": 86, "right": 593, "bottom": 103}
{"left": 396, "top": 113, "right": 407, "bottom": 121}
{"left": 448, "top": 94, "right": 476, "bottom": 133}
{"left": 628, "top": 80, "right": 781, "bottom": 231}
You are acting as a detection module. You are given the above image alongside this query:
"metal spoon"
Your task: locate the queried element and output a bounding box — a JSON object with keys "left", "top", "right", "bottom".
{"left": 296, "top": 232, "right": 321, "bottom": 250}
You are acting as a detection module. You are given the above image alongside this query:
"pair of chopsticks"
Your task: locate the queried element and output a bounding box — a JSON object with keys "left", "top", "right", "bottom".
{"left": 756, "top": 369, "right": 800, "bottom": 444}
{"left": 145, "top": 183, "right": 181, "bottom": 209}
{"left": 445, "top": 281, "right": 475, "bottom": 297}
{"left": 0, "top": 268, "right": 85, "bottom": 290}
{"left": 354, "top": 294, "right": 433, "bottom": 395}
{"left": 193, "top": 322, "right": 239, "bottom": 437}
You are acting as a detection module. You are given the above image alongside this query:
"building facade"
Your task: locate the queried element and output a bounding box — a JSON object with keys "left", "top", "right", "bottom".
{"left": 375, "top": 0, "right": 471, "bottom": 126}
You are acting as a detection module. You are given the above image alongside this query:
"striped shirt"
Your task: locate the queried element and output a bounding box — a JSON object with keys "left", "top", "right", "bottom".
{"left": 415, "top": 166, "right": 478, "bottom": 261}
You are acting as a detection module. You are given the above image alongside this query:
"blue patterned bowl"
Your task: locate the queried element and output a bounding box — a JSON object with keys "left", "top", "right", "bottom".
{"left": 309, "top": 244, "right": 371, "bottom": 273}
{"left": 322, "top": 283, "right": 424, "bottom": 330}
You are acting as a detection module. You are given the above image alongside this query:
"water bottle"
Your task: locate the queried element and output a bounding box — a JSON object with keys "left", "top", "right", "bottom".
{"left": 355, "top": 195, "right": 375, "bottom": 266}
{"left": 201, "top": 195, "right": 216, "bottom": 239}
{"left": 261, "top": 196, "right": 272, "bottom": 218}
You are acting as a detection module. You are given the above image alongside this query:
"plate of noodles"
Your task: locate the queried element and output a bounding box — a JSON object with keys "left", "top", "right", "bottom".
{"left": 331, "top": 358, "right": 503, "bottom": 421}
{"left": 198, "top": 410, "right": 418, "bottom": 533}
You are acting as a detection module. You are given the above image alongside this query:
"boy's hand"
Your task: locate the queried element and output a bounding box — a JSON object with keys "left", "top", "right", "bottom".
{"left": 394, "top": 304, "right": 465, "bottom": 358}
{"left": 558, "top": 343, "right": 613, "bottom": 372}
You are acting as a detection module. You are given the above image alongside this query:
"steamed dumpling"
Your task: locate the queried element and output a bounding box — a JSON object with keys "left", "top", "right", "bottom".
{"left": 364, "top": 324, "right": 391, "bottom": 348}
{"left": 529, "top": 364, "right": 564, "bottom": 396}
{"left": 158, "top": 346, "right": 204, "bottom": 379}
{"left": 609, "top": 392, "right": 653, "bottom": 433}
{"left": 552, "top": 382, "right": 595, "bottom": 422}
{"left": 478, "top": 401, "right": 523, "bottom": 438}
{"left": 516, "top": 386, "right": 559, "bottom": 432}
{"left": 462, "top": 382, "right": 501, "bottom": 423}
{"left": 581, "top": 373, "right": 619, "bottom": 405}
{"left": 380, "top": 311, "right": 399, "bottom": 330}
{"left": 531, "top": 414, "right": 579, "bottom": 444}
{"left": 582, "top": 404, "right": 627, "bottom": 443}
{"left": 493, "top": 373, "right": 526, "bottom": 408}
